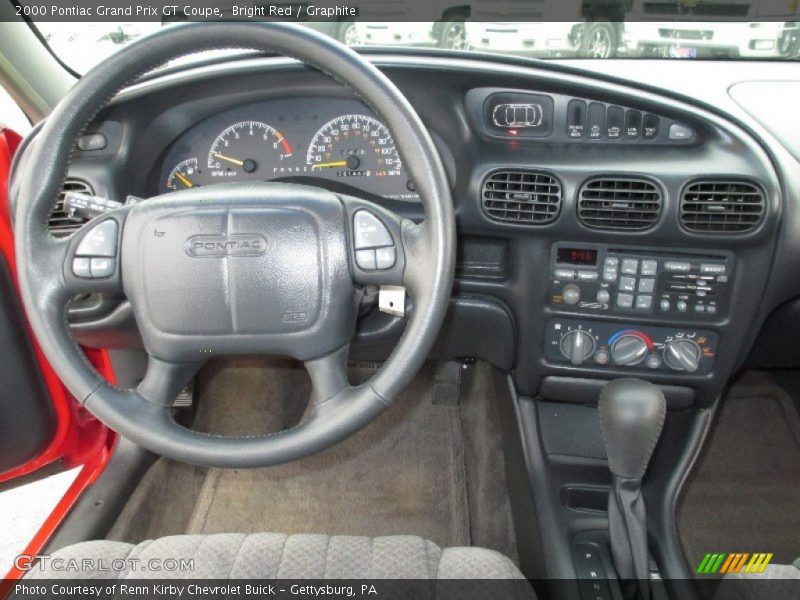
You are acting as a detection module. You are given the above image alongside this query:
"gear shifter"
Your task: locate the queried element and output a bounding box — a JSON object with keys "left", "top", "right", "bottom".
{"left": 598, "top": 378, "right": 666, "bottom": 600}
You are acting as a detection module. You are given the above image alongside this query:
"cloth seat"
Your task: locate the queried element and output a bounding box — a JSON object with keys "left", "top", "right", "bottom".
{"left": 26, "top": 533, "right": 533, "bottom": 589}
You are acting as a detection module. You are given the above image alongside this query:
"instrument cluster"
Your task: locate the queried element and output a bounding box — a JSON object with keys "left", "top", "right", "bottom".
{"left": 157, "top": 97, "right": 420, "bottom": 202}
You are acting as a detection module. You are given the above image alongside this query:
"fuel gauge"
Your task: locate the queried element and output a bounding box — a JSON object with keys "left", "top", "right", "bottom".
{"left": 166, "top": 158, "right": 200, "bottom": 191}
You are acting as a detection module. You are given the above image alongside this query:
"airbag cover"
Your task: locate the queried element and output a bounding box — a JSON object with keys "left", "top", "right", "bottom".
{"left": 121, "top": 183, "right": 357, "bottom": 362}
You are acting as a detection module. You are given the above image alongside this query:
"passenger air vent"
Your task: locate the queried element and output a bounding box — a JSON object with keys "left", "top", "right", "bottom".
{"left": 48, "top": 179, "right": 93, "bottom": 237}
{"left": 680, "top": 181, "right": 765, "bottom": 233}
{"left": 577, "top": 178, "right": 662, "bottom": 231}
{"left": 481, "top": 171, "right": 561, "bottom": 225}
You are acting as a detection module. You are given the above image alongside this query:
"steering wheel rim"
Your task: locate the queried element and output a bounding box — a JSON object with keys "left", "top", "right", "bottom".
{"left": 14, "top": 22, "right": 455, "bottom": 468}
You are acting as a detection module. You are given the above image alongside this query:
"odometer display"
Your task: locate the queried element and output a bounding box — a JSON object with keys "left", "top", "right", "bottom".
{"left": 306, "top": 115, "right": 402, "bottom": 179}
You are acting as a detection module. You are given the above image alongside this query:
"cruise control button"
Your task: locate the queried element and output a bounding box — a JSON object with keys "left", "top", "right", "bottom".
{"left": 375, "top": 247, "right": 396, "bottom": 270}
{"left": 90, "top": 257, "right": 115, "bottom": 278}
{"left": 355, "top": 248, "right": 377, "bottom": 270}
{"left": 76, "top": 219, "right": 118, "bottom": 257}
{"left": 72, "top": 257, "right": 91, "bottom": 278}
{"left": 621, "top": 258, "right": 638, "bottom": 275}
{"left": 353, "top": 210, "right": 393, "bottom": 250}
{"left": 616, "top": 293, "right": 634, "bottom": 308}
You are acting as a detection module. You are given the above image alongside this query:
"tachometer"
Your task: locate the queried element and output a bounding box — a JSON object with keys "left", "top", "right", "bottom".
{"left": 306, "top": 115, "right": 402, "bottom": 179}
{"left": 207, "top": 121, "right": 293, "bottom": 179}
{"left": 166, "top": 158, "right": 200, "bottom": 191}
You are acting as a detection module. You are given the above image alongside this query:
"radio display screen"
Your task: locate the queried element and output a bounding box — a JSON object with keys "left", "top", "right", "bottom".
{"left": 557, "top": 247, "right": 598, "bottom": 266}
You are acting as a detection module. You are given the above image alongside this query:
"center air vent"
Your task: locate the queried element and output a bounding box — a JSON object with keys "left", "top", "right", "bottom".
{"left": 481, "top": 171, "right": 561, "bottom": 225}
{"left": 680, "top": 181, "right": 765, "bottom": 233}
{"left": 577, "top": 178, "right": 662, "bottom": 231}
{"left": 48, "top": 179, "right": 93, "bottom": 237}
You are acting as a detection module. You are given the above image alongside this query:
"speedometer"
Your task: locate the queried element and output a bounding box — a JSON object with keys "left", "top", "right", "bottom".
{"left": 306, "top": 115, "right": 402, "bottom": 179}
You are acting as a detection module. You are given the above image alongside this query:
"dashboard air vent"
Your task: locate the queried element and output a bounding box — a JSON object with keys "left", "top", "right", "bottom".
{"left": 481, "top": 171, "right": 561, "bottom": 225}
{"left": 577, "top": 178, "right": 662, "bottom": 231}
{"left": 48, "top": 179, "right": 93, "bottom": 237}
{"left": 680, "top": 181, "right": 765, "bottom": 233}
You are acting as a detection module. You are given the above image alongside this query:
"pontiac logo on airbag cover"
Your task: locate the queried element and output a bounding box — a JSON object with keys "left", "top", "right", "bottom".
{"left": 185, "top": 234, "right": 267, "bottom": 257}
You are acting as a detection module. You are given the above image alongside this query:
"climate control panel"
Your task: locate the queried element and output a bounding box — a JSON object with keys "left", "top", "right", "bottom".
{"left": 545, "top": 318, "right": 717, "bottom": 374}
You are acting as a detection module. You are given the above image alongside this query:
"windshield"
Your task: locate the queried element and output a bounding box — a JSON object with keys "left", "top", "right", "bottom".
{"left": 35, "top": 17, "right": 800, "bottom": 74}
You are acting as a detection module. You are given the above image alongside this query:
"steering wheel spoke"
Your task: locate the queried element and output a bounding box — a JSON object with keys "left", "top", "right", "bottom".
{"left": 304, "top": 344, "right": 351, "bottom": 406}
{"left": 59, "top": 211, "right": 128, "bottom": 297}
{"left": 137, "top": 355, "right": 206, "bottom": 406}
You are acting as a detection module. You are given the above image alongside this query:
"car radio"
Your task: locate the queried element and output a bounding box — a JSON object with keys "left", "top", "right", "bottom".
{"left": 547, "top": 242, "right": 733, "bottom": 319}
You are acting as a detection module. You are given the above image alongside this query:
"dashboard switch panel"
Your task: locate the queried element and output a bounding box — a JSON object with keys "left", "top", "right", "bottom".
{"left": 548, "top": 243, "right": 733, "bottom": 320}
{"left": 545, "top": 319, "right": 717, "bottom": 374}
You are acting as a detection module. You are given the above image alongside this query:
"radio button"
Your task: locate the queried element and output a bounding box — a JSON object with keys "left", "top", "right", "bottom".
{"left": 577, "top": 270, "right": 599, "bottom": 281}
{"left": 619, "top": 276, "right": 636, "bottom": 292}
{"left": 700, "top": 263, "right": 726, "bottom": 275}
{"left": 635, "top": 295, "right": 653, "bottom": 310}
{"left": 638, "top": 278, "right": 655, "bottom": 293}
{"left": 603, "top": 268, "right": 618, "bottom": 282}
{"left": 554, "top": 268, "right": 576, "bottom": 279}
{"left": 621, "top": 258, "right": 638, "bottom": 275}
{"left": 596, "top": 289, "right": 611, "bottom": 303}
{"left": 640, "top": 260, "right": 658, "bottom": 276}
{"left": 664, "top": 261, "right": 691, "bottom": 272}
{"left": 616, "top": 293, "right": 634, "bottom": 308}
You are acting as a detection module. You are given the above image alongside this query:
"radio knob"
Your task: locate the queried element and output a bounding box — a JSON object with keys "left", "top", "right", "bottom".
{"left": 562, "top": 283, "right": 581, "bottom": 305}
{"left": 610, "top": 334, "right": 649, "bottom": 366}
{"left": 560, "top": 330, "right": 596, "bottom": 366}
{"left": 663, "top": 339, "right": 702, "bottom": 373}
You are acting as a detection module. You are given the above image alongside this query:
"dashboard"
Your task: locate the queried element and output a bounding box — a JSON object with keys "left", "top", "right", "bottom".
{"left": 11, "top": 53, "right": 800, "bottom": 410}
{"left": 156, "top": 98, "right": 419, "bottom": 201}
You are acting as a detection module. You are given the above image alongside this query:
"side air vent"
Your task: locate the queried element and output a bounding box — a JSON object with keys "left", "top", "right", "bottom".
{"left": 48, "top": 179, "right": 93, "bottom": 237}
{"left": 680, "top": 181, "right": 765, "bottom": 233}
{"left": 577, "top": 178, "right": 662, "bottom": 231}
{"left": 481, "top": 171, "right": 561, "bottom": 225}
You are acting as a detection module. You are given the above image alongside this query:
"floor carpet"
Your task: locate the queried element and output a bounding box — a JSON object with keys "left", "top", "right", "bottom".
{"left": 108, "top": 360, "right": 517, "bottom": 561}
{"left": 677, "top": 373, "right": 800, "bottom": 571}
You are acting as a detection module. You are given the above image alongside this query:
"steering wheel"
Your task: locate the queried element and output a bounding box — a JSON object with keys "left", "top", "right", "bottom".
{"left": 14, "top": 23, "right": 455, "bottom": 468}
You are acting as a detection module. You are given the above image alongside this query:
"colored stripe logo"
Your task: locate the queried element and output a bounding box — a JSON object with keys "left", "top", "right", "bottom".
{"left": 696, "top": 552, "right": 773, "bottom": 574}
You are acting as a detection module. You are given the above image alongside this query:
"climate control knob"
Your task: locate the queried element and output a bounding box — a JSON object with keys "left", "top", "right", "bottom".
{"left": 610, "top": 334, "right": 649, "bottom": 366}
{"left": 560, "top": 330, "right": 596, "bottom": 366}
{"left": 663, "top": 339, "right": 702, "bottom": 373}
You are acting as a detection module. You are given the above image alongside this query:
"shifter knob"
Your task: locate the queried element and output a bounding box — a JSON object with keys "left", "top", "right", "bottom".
{"left": 598, "top": 378, "right": 666, "bottom": 480}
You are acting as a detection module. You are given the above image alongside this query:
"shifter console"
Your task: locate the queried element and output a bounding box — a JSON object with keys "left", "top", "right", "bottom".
{"left": 545, "top": 318, "right": 717, "bottom": 373}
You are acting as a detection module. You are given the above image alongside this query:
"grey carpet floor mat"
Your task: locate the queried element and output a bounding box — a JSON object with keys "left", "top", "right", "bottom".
{"left": 677, "top": 374, "right": 800, "bottom": 570}
{"left": 108, "top": 360, "right": 517, "bottom": 561}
